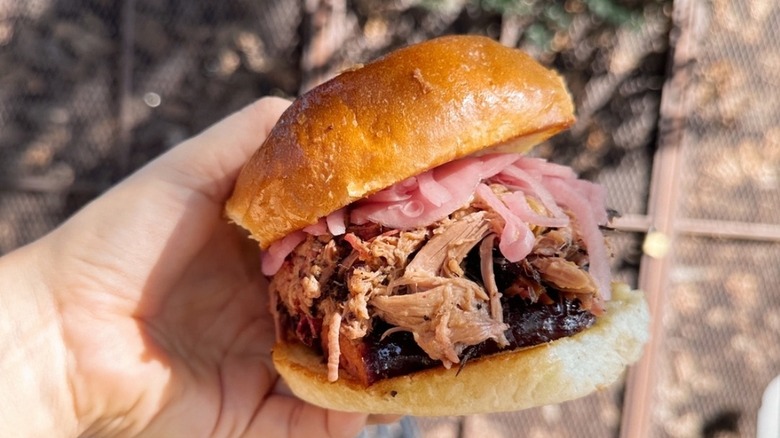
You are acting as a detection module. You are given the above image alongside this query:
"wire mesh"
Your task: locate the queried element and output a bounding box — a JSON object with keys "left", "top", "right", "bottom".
{"left": 653, "top": 237, "right": 780, "bottom": 438}
{"left": 678, "top": 0, "right": 780, "bottom": 225}
{"left": 126, "top": 0, "right": 303, "bottom": 176}
{"left": 645, "top": 2, "right": 780, "bottom": 436}
{"left": 0, "top": 1, "right": 121, "bottom": 186}
{"left": 0, "top": 191, "right": 64, "bottom": 252}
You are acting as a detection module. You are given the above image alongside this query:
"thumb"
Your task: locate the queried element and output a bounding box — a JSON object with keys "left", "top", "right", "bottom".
{"left": 247, "top": 395, "right": 369, "bottom": 438}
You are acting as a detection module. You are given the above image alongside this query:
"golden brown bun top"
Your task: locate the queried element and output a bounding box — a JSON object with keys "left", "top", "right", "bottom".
{"left": 226, "top": 35, "right": 575, "bottom": 248}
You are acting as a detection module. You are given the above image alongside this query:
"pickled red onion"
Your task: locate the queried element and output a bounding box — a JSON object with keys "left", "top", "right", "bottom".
{"left": 544, "top": 177, "right": 611, "bottom": 300}
{"left": 475, "top": 183, "right": 535, "bottom": 262}
{"left": 261, "top": 230, "right": 306, "bottom": 276}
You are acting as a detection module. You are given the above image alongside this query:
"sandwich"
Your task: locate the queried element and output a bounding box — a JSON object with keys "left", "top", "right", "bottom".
{"left": 225, "top": 35, "right": 649, "bottom": 416}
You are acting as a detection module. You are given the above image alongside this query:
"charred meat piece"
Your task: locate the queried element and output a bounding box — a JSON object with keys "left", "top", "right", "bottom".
{"left": 334, "top": 293, "right": 594, "bottom": 385}
{"left": 338, "top": 320, "right": 439, "bottom": 386}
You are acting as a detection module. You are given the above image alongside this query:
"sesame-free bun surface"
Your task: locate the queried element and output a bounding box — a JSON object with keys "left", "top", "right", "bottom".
{"left": 272, "top": 283, "right": 649, "bottom": 416}
{"left": 225, "top": 35, "right": 575, "bottom": 249}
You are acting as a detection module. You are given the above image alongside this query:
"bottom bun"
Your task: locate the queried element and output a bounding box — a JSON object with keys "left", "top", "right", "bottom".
{"left": 272, "top": 283, "right": 649, "bottom": 416}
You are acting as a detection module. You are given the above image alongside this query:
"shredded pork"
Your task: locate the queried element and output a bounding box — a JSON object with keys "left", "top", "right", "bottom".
{"left": 326, "top": 312, "right": 342, "bottom": 382}
{"left": 479, "top": 234, "right": 509, "bottom": 347}
{"left": 269, "top": 181, "right": 605, "bottom": 382}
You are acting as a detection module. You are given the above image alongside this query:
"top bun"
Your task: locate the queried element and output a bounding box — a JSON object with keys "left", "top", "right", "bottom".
{"left": 226, "top": 35, "right": 575, "bottom": 249}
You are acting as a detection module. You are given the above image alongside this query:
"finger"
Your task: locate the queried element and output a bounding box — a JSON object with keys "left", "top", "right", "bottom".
{"left": 247, "top": 395, "right": 368, "bottom": 438}
{"left": 272, "top": 374, "right": 296, "bottom": 397}
{"left": 142, "top": 96, "right": 291, "bottom": 205}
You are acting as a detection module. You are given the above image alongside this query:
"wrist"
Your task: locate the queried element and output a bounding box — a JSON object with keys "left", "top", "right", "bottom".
{"left": 0, "top": 242, "right": 79, "bottom": 437}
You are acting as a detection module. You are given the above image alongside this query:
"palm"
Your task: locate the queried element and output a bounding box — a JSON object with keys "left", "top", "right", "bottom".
{"left": 40, "top": 98, "right": 373, "bottom": 438}
{"left": 49, "top": 180, "right": 273, "bottom": 436}
{"left": 134, "top": 215, "right": 275, "bottom": 435}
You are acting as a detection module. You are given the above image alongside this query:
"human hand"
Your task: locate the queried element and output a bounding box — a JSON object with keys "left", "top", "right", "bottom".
{"left": 0, "top": 97, "right": 389, "bottom": 437}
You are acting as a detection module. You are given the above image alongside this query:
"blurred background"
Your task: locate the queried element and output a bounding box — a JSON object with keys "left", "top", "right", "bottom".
{"left": 1, "top": 0, "right": 778, "bottom": 436}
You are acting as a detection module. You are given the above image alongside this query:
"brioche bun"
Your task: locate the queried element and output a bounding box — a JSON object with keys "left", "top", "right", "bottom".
{"left": 273, "top": 283, "right": 649, "bottom": 415}
{"left": 225, "top": 35, "right": 575, "bottom": 249}
{"left": 226, "top": 35, "right": 649, "bottom": 416}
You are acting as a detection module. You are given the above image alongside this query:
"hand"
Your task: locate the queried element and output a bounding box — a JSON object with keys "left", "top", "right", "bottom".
{"left": 0, "top": 97, "right": 389, "bottom": 437}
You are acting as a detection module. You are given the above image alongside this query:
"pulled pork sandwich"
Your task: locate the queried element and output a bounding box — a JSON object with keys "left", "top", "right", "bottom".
{"left": 225, "top": 35, "right": 649, "bottom": 416}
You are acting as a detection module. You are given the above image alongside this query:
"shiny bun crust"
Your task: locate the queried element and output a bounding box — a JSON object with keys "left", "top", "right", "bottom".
{"left": 225, "top": 35, "right": 575, "bottom": 249}
{"left": 272, "top": 284, "right": 649, "bottom": 416}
